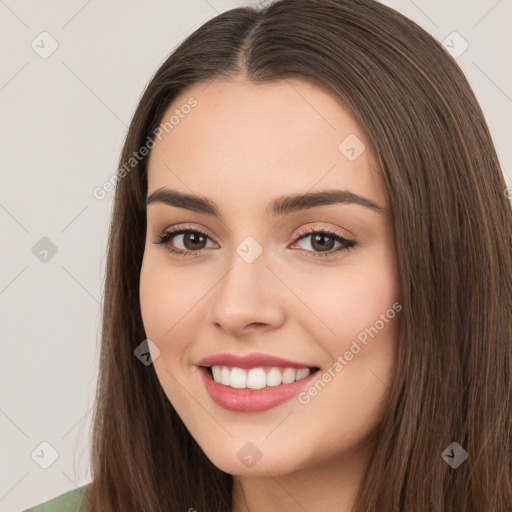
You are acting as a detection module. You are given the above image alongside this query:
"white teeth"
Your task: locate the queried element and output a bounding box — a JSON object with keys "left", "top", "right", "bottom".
{"left": 246, "top": 368, "right": 267, "bottom": 389}
{"left": 212, "top": 366, "right": 222, "bottom": 382}
{"left": 296, "top": 368, "right": 310, "bottom": 380}
{"left": 230, "top": 367, "right": 247, "bottom": 388}
{"left": 221, "top": 366, "right": 230, "bottom": 385}
{"left": 281, "top": 368, "right": 296, "bottom": 384}
{"left": 266, "top": 367, "right": 282, "bottom": 387}
{"left": 210, "top": 365, "right": 312, "bottom": 389}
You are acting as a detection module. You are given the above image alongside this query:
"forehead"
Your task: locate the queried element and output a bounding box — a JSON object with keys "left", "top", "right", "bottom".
{"left": 146, "top": 77, "right": 389, "bottom": 211}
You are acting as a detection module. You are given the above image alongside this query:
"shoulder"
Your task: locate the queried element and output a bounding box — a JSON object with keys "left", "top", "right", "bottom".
{"left": 23, "top": 484, "right": 89, "bottom": 512}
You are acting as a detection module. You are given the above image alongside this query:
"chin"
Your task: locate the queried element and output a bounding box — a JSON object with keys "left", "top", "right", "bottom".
{"left": 195, "top": 433, "right": 314, "bottom": 476}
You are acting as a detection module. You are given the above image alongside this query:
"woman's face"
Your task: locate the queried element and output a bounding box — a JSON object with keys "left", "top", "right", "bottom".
{"left": 140, "top": 77, "right": 400, "bottom": 477}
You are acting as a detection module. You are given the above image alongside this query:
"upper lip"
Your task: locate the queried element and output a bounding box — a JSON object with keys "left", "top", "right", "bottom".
{"left": 197, "top": 352, "right": 318, "bottom": 370}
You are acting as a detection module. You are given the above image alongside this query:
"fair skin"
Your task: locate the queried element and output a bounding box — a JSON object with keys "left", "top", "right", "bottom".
{"left": 139, "top": 76, "right": 400, "bottom": 511}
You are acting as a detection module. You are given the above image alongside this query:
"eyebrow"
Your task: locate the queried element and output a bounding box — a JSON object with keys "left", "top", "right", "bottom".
{"left": 146, "top": 187, "right": 388, "bottom": 217}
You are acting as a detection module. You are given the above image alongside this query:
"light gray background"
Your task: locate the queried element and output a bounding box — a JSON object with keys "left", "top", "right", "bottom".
{"left": 0, "top": 1, "right": 510, "bottom": 510}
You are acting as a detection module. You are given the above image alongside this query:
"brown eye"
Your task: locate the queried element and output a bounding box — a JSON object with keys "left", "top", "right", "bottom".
{"left": 180, "top": 232, "right": 208, "bottom": 251}
{"left": 292, "top": 227, "right": 356, "bottom": 259}
{"left": 153, "top": 228, "right": 216, "bottom": 257}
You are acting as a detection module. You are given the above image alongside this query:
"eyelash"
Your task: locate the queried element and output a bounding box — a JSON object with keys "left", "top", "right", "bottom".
{"left": 152, "top": 224, "right": 356, "bottom": 260}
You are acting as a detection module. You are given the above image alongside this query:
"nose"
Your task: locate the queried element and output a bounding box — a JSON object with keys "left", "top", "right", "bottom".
{"left": 207, "top": 248, "right": 287, "bottom": 337}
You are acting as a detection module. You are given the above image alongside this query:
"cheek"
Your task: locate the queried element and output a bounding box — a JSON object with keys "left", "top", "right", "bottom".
{"left": 299, "top": 252, "right": 399, "bottom": 430}
{"left": 139, "top": 262, "right": 168, "bottom": 340}
{"left": 288, "top": 247, "right": 399, "bottom": 429}
{"left": 139, "top": 260, "right": 198, "bottom": 408}
{"left": 139, "top": 257, "right": 193, "bottom": 356}
{"left": 289, "top": 250, "right": 398, "bottom": 347}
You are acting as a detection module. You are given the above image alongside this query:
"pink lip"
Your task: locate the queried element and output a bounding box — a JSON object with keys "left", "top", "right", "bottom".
{"left": 196, "top": 352, "right": 316, "bottom": 370}
{"left": 198, "top": 366, "right": 319, "bottom": 412}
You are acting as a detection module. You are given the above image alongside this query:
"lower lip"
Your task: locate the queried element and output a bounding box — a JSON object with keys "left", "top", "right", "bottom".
{"left": 198, "top": 366, "right": 318, "bottom": 412}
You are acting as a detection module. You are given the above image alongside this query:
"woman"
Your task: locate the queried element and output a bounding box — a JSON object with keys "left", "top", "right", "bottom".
{"left": 26, "top": 0, "right": 512, "bottom": 510}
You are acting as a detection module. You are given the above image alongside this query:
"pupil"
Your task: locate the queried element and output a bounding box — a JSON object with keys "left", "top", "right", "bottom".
{"left": 312, "top": 234, "right": 334, "bottom": 252}
{"left": 184, "top": 233, "right": 205, "bottom": 250}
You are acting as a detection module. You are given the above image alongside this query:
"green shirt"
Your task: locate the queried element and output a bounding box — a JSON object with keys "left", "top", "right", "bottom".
{"left": 23, "top": 485, "right": 89, "bottom": 512}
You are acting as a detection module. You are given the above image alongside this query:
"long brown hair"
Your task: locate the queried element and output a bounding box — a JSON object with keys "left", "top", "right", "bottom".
{"left": 80, "top": 0, "right": 512, "bottom": 510}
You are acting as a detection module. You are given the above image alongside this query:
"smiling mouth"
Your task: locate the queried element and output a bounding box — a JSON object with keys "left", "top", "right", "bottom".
{"left": 202, "top": 365, "right": 321, "bottom": 390}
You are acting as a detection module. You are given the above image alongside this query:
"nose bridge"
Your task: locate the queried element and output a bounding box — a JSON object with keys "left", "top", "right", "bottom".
{"left": 209, "top": 237, "right": 285, "bottom": 332}
{"left": 218, "top": 239, "right": 272, "bottom": 304}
